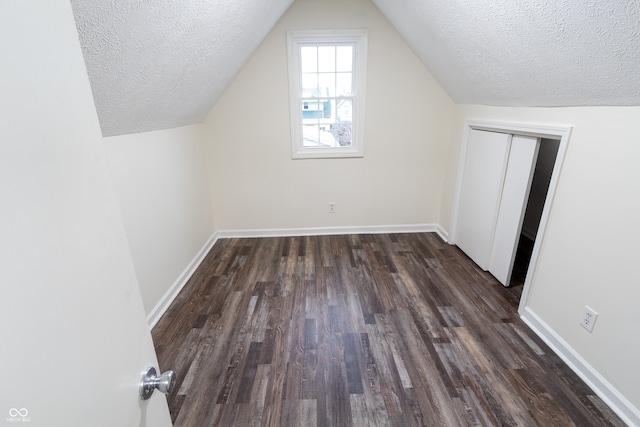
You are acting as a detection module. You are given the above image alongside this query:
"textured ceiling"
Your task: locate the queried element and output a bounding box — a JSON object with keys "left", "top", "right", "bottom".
{"left": 71, "top": 0, "right": 640, "bottom": 137}
{"left": 71, "top": 0, "right": 293, "bottom": 136}
{"left": 373, "top": 0, "right": 640, "bottom": 106}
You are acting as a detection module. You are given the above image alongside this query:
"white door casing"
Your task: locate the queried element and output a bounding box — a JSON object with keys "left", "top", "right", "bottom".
{"left": 0, "top": 2, "right": 172, "bottom": 426}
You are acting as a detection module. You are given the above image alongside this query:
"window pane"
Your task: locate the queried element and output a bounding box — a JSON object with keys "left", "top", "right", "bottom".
{"left": 303, "top": 124, "right": 338, "bottom": 147}
{"left": 332, "top": 99, "right": 353, "bottom": 147}
{"left": 301, "top": 46, "right": 317, "bottom": 73}
{"left": 330, "top": 123, "right": 352, "bottom": 147}
{"left": 318, "top": 46, "right": 335, "bottom": 72}
{"left": 301, "top": 100, "right": 331, "bottom": 120}
{"left": 301, "top": 98, "right": 353, "bottom": 147}
{"left": 336, "top": 46, "right": 353, "bottom": 72}
{"left": 336, "top": 99, "right": 352, "bottom": 123}
{"left": 302, "top": 124, "right": 319, "bottom": 147}
{"left": 318, "top": 73, "right": 335, "bottom": 97}
{"left": 301, "top": 73, "right": 318, "bottom": 97}
{"left": 336, "top": 72, "right": 352, "bottom": 96}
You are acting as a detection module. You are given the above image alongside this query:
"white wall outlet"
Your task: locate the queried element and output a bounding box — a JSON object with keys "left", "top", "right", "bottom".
{"left": 328, "top": 202, "right": 336, "bottom": 213}
{"left": 579, "top": 305, "right": 598, "bottom": 333}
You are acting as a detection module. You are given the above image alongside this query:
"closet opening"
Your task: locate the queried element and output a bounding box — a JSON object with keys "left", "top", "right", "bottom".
{"left": 510, "top": 138, "right": 560, "bottom": 288}
{"left": 450, "top": 120, "right": 572, "bottom": 314}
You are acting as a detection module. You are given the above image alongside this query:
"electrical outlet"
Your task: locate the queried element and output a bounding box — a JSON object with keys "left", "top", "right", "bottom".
{"left": 579, "top": 305, "right": 598, "bottom": 333}
{"left": 328, "top": 202, "right": 336, "bottom": 213}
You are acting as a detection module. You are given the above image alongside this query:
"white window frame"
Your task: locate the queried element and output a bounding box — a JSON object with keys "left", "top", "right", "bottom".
{"left": 286, "top": 29, "right": 368, "bottom": 159}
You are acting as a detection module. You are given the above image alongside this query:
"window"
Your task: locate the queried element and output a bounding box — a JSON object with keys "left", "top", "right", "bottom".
{"left": 287, "top": 29, "right": 368, "bottom": 159}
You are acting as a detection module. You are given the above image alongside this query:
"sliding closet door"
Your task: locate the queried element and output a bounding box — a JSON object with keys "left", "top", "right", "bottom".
{"left": 455, "top": 129, "right": 511, "bottom": 270}
{"left": 488, "top": 135, "right": 540, "bottom": 286}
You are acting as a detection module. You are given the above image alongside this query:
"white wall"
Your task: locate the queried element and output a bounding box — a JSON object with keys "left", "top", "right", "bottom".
{"left": 201, "top": 0, "right": 455, "bottom": 231}
{"left": 104, "top": 125, "right": 215, "bottom": 314}
{"left": 0, "top": 1, "right": 170, "bottom": 424}
{"left": 441, "top": 105, "right": 640, "bottom": 420}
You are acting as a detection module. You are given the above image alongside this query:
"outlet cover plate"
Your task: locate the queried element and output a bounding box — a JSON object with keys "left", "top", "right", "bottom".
{"left": 579, "top": 305, "right": 598, "bottom": 333}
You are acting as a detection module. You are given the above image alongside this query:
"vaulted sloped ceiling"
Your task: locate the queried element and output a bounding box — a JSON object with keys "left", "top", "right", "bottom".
{"left": 71, "top": 0, "right": 293, "bottom": 136}
{"left": 373, "top": 0, "right": 640, "bottom": 107}
{"left": 71, "top": 0, "right": 640, "bottom": 137}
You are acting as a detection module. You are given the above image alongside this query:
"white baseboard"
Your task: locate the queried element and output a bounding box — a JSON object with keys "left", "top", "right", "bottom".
{"left": 217, "top": 223, "right": 449, "bottom": 241}
{"left": 435, "top": 225, "right": 449, "bottom": 242}
{"left": 521, "top": 307, "right": 640, "bottom": 426}
{"left": 147, "top": 231, "right": 220, "bottom": 329}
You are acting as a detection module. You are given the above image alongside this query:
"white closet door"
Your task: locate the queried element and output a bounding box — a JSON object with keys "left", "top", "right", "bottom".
{"left": 455, "top": 129, "right": 511, "bottom": 270}
{"left": 489, "top": 135, "right": 540, "bottom": 286}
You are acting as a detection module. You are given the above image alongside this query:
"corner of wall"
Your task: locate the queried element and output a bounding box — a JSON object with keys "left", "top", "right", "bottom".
{"left": 147, "top": 230, "right": 219, "bottom": 329}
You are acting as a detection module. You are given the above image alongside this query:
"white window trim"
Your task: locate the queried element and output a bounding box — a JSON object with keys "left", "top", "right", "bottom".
{"left": 286, "top": 29, "right": 368, "bottom": 159}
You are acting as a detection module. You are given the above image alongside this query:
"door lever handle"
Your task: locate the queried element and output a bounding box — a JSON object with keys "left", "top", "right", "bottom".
{"left": 140, "top": 367, "right": 176, "bottom": 400}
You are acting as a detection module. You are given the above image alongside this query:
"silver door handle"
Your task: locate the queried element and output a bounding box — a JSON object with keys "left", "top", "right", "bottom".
{"left": 140, "top": 367, "right": 176, "bottom": 400}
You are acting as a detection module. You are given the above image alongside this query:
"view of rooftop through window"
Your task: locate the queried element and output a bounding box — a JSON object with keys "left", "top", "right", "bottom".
{"left": 300, "top": 45, "right": 354, "bottom": 148}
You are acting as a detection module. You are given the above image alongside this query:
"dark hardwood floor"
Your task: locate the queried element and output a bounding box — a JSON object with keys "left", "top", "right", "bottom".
{"left": 152, "top": 233, "right": 625, "bottom": 426}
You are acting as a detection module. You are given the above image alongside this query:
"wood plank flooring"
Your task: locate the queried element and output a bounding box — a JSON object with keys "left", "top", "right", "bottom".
{"left": 152, "top": 233, "right": 625, "bottom": 426}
